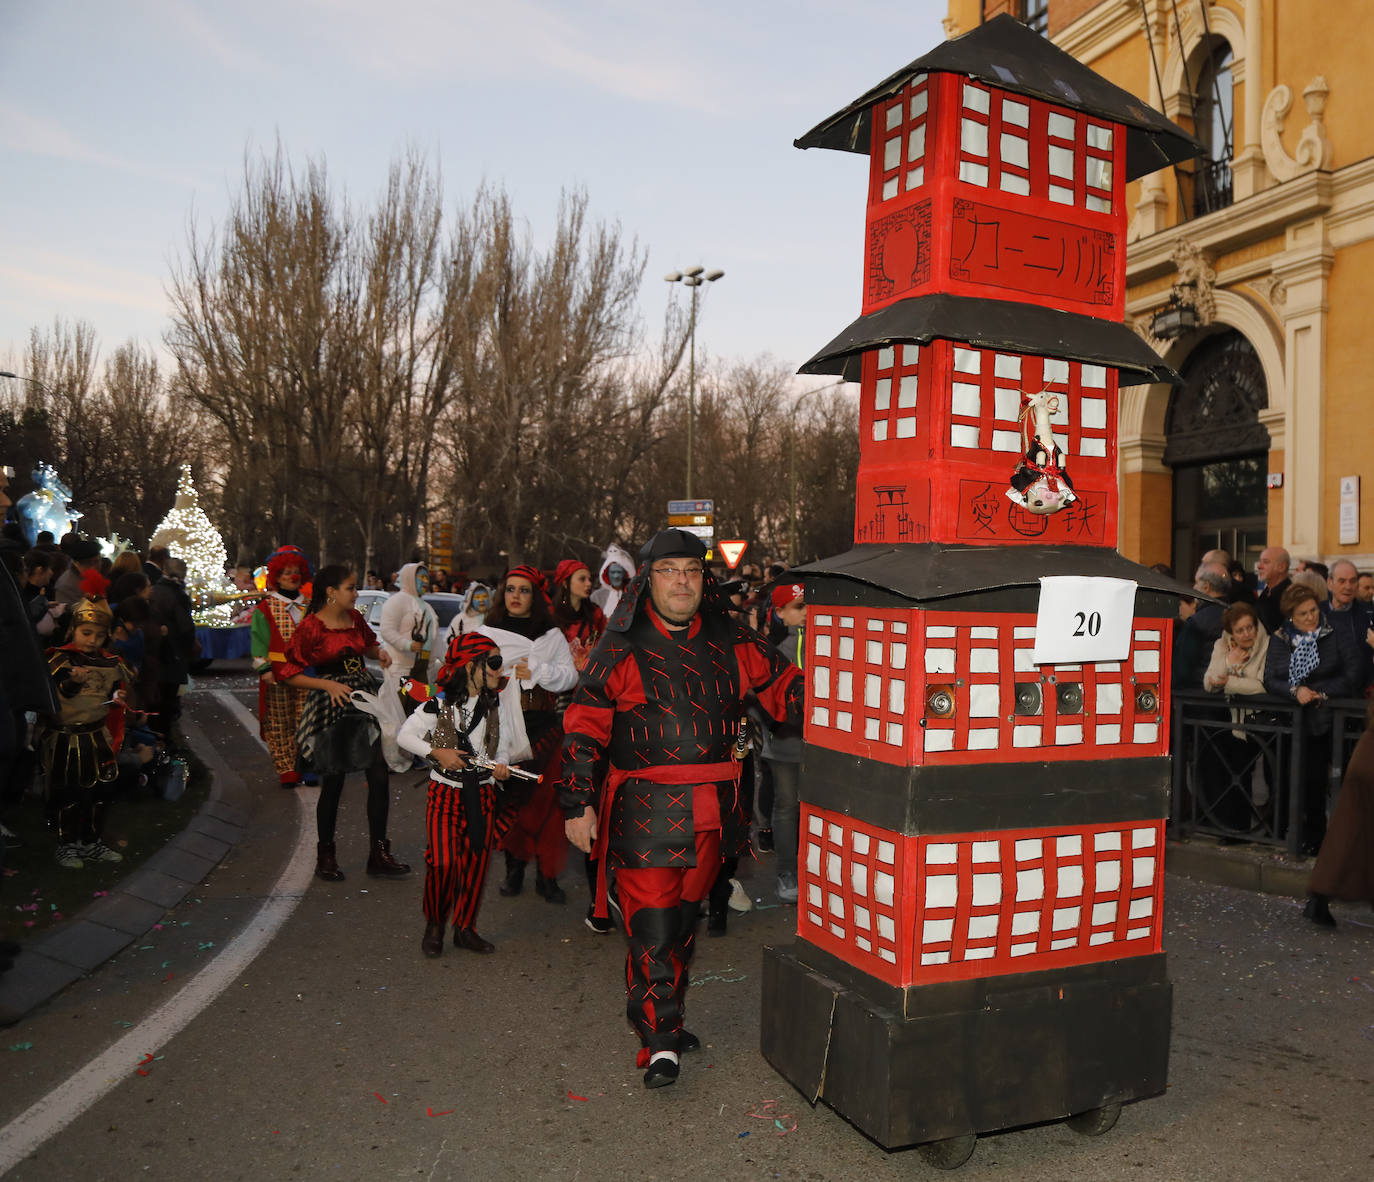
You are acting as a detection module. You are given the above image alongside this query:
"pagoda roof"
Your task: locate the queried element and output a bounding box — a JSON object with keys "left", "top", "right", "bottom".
{"left": 795, "top": 13, "right": 1201, "bottom": 182}
{"left": 794, "top": 543, "right": 1196, "bottom": 603}
{"left": 798, "top": 293, "right": 1178, "bottom": 386}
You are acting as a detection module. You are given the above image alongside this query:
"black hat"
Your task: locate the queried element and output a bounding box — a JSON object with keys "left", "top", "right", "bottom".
{"left": 69, "top": 538, "right": 100, "bottom": 562}
{"left": 638, "top": 529, "right": 707, "bottom": 565}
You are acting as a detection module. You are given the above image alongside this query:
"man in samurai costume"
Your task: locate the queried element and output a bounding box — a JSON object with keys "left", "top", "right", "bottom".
{"left": 560, "top": 528, "right": 802, "bottom": 1088}
{"left": 38, "top": 570, "right": 134, "bottom": 869}
{"left": 251, "top": 545, "right": 312, "bottom": 786}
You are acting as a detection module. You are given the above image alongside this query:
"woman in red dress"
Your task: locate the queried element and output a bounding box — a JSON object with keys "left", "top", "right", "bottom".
{"left": 552, "top": 559, "right": 607, "bottom": 672}
{"left": 279, "top": 564, "right": 412, "bottom": 882}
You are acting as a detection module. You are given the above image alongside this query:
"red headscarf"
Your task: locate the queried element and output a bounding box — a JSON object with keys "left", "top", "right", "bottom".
{"left": 504, "top": 564, "right": 553, "bottom": 611}
{"left": 553, "top": 559, "right": 589, "bottom": 587}
{"left": 436, "top": 631, "right": 499, "bottom": 690}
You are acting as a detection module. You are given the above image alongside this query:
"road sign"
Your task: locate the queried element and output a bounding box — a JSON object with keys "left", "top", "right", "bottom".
{"left": 668, "top": 513, "right": 713, "bottom": 527}
{"left": 676, "top": 524, "right": 715, "bottom": 540}
{"left": 668, "top": 499, "right": 714, "bottom": 515}
{"left": 718, "top": 540, "right": 748, "bottom": 569}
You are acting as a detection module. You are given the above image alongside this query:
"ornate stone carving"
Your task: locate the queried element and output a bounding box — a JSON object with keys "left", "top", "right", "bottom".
{"left": 1261, "top": 76, "right": 1334, "bottom": 182}
{"left": 941, "top": 16, "right": 960, "bottom": 39}
{"left": 1254, "top": 274, "right": 1287, "bottom": 312}
{"left": 1131, "top": 314, "right": 1169, "bottom": 357}
{"left": 1170, "top": 240, "right": 1217, "bottom": 325}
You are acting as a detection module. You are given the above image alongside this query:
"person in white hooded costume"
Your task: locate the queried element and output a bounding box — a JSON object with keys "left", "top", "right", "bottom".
{"left": 378, "top": 562, "right": 440, "bottom": 770}
{"left": 590, "top": 543, "right": 635, "bottom": 622}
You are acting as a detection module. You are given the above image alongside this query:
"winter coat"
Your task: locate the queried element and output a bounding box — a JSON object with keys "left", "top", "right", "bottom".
{"left": 1263, "top": 619, "right": 1362, "bottom": 735}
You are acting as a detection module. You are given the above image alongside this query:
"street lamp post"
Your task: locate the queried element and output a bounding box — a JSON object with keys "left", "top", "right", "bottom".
{"left": 664, "top": 266, "right": 724, "bottom": 499}
{"left": 789, "top": 379, "right": 849, "bottom": 565}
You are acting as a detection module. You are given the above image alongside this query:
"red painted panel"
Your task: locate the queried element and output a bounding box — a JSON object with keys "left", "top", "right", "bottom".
{"left": 804, "top": 608, "right": 1174, "bottom": 766}
{"left": 948, "top": 200, "right": 1117, "bottom": 307}
{"left": 796, "top": 807, "right": 1166, "bottom": 988}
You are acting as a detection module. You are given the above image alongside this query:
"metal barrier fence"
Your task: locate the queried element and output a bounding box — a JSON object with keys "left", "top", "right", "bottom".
{"left": 1169, "top": 689, "right": 1368, "bottom": 856}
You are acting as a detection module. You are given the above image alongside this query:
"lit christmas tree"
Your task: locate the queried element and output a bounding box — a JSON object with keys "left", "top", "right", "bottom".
{"left": 151, "top": 464, "right": 231, "bottom": 618}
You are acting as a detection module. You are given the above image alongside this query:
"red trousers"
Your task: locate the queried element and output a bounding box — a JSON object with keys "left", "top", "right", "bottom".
{"left": 423, "top": 778, "right": 515, "bottom": 930}
{"left": 615, "top": 828, "right": 722, "bottom": 1054}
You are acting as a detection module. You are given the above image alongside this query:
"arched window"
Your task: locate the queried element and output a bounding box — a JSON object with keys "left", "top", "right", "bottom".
{"left": 1166, "top": 331, "right": 1268, "bottom": 573}
{"left": 1191, "top": 37, "right": 1234, "bottom": 215}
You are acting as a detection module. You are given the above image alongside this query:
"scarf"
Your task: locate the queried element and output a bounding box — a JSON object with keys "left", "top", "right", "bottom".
{"left": 1289, "top": 628, "right": 1319, "bottom": 686}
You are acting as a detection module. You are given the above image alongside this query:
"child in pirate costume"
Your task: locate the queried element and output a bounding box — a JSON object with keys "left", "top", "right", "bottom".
{"left": 251, "top": 545, "right": 312, "bottom": 786}
{"left": 397, "top": 632, "right": 531, "bottom": 956}
{"left": 39, "top": 570, "right": 134, "bottom": 869}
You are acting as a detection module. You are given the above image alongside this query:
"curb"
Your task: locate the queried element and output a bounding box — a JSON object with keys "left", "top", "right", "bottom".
{"left": 1165, "top": 836, "right": 1312, "bottom": 900}
{"left": 0, "top": 710, "right": 252, "bottom": 1026}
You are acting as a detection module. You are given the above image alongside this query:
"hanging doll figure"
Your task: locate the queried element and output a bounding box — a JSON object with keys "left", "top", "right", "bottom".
{"left": 1006, "top": 386, "right": 1077, "bottom": 515}
{"left": 38, "top": 570, "right": 135, "bottom": 869}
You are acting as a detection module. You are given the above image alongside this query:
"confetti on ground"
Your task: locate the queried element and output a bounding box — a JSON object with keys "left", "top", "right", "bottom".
{"left": 114, "top": 1021, "right": 133, "bottom": 1028}
{"left": 162, "top": 972, "right": 174, "bottom": 982}
{"left": 567, "top": 1092, "right": 589, "bottom": 1102}
{"left": 372, "top": 1092, "right": 388, "bottom": 1104}
{"left": 738, "top": 1131, "right": 750, "bottom": 1138}
{"left": 8, "top": 1043, "right": 33, "bottom": 1052}
{"left": 135, "top": 1052, "right": 154, "bottom": 1077}
{"left": 198, "top": 942, "right": 214, "bottom": 951}
{"left": 427, "top": 1107, "right": 454, "bottom": 1117}
{"left": 92, "top": 890, "right": 108, "bottom": 898}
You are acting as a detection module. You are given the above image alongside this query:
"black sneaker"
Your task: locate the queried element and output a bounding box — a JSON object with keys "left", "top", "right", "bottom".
{"left": 585, "top": 906, "right": 614, "bottom": 934}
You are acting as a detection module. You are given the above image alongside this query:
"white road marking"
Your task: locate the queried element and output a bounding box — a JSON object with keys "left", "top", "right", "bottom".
{"left": 0, "top": 694, "right": 314, "bottom": 1172}
{"left": 212, "top": 688, "right": 269, "bottom": 750}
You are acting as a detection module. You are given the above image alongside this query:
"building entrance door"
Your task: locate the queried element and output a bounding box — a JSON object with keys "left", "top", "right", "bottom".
{"left": 1171, "top": 454, "right": 1268, "bottom": 577}
{"left": 1165, "top": 331, "right": 1269, "bottom": 577}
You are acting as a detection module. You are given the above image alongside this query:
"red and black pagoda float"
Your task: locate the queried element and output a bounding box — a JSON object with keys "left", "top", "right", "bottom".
{"left": 760, "top": 15, "right": 1200, "bottom": 1168}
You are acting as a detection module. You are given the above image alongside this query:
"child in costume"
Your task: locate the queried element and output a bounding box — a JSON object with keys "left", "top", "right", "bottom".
{"left": 397, "top": 631, "right": 530, "bottom": 956}
{"left": 39, "top": 570, "right": 134, "bottom": 869}
{"left": 251, "top": 545, "right": 312, "bottom": 786}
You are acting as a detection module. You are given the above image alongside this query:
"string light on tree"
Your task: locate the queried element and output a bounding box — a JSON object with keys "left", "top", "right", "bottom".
{"left": 151, "top": 464, "right": 230, "bottom": 616}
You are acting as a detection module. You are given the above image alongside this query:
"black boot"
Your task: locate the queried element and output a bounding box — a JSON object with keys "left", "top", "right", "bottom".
{"left": 421, "top": 922, "right": 444, "bottom": 957}
{"left": 535, "top": 873, "right": 566, "bottom": 904}
{"left": 366, "top": 838, "right": 411, "bottom": 878}
{"left": 1303, "top": 893, "right": 1336, "bottom": 928}
{"left": 499, "top": 853, "right": 526, "bottom": 896}
{"left": 315, "top": 841, "right": 344, "bottom": 882}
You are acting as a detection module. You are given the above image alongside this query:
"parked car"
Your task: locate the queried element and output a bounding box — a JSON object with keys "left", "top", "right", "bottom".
{"left": 355, "top": 589, "right": 390, "bottom": 628}
{"left": 423, "top": 592, "right": 467, "bottom": 633}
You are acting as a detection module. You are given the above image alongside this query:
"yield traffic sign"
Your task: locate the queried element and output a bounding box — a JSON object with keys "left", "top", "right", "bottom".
{"left": 718, "top": 540, "right": 748, "bottom": 570}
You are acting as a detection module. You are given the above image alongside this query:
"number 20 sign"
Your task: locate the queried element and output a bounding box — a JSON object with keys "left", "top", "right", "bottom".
{"left": 1031, "top": 576, "right": 1138, "bottom": 665}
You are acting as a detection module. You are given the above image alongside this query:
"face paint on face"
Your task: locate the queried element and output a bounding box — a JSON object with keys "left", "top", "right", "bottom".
{"left": 471, "top": 588, "right": 491, "bottom": 615}
{"left": 607, "top": 564, "right": 627, "bottom": 589}
{"left": 415, "top": 566, "right": 430, "bottom": 595}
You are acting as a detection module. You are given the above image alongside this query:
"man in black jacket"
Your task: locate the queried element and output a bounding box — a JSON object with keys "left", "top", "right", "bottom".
{"left": 150, "top": 556, "right": 198, "bottom": 737}
{"left": 0, "top": 466, "right": 60, "bottom": 974}
{"left": 1255, "top": 546, "right": 1292, "bottom": 635}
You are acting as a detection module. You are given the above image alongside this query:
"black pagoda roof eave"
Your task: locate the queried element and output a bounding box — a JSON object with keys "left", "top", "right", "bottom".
{"left": 792, "top": 543, "right": 1198, "bottom": 603}
{"left": 794, "top": 13, "right": 1202, "bottom": 183}
{"left": 797, "top": 293, "right": 1179, "bottom": 387}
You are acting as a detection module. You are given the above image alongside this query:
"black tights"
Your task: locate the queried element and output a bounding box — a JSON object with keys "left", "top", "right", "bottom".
{"left": 316, "top": 745, "right": 390, "bottom": 845}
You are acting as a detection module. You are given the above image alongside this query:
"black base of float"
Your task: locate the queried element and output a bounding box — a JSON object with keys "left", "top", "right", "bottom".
{"left": 760, "top": 943, "right": 1171, "bottom": 1152}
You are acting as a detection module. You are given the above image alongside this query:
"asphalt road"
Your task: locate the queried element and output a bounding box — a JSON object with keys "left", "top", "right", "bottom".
{"left": 1, "top": 666, "right": 1372, "bottom": 1181}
